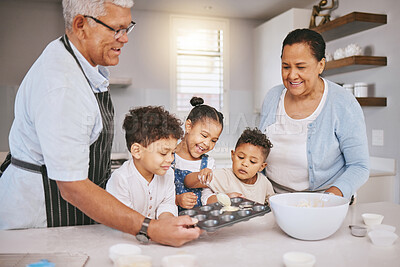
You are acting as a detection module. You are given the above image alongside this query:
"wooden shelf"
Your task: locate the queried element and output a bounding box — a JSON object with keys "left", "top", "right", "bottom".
{"left": 311, "top": 12, "right": 387, "bottom": 41}
{"left": 313, "top": 12, "right": 388, "bottom": 107}
{"left": 323, "top": 56, "right": 387, "bottom": 76}
{"left": 356, "top": 97, "right": 387, "bottom": 107}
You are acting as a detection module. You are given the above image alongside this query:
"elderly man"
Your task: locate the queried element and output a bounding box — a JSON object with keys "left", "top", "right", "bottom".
{"left": 0, "top": 0, "right": 200, "bottom": 247}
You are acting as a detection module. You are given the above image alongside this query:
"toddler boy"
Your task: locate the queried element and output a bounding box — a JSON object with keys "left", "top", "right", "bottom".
{"left": 185, "top": 128, "right": 274, "bottom": 204}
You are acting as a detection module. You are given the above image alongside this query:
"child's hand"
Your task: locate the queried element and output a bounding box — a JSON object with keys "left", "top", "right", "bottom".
{"left": 197, "top": 168, "right": 213, "bottom": 185}
{"left": 176, "top": 192, "right": 198, "bottom": 209}
{"left": 227, "top": 192, "right": 244, "bottom": 198}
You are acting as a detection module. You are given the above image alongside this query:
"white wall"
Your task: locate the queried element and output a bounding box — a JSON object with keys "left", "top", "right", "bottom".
{"left": 253, "top": 8, "right": 311, "bottom": 113}
{"left": 109, "top": 9, "right": 261, "bottom": 153}
{"left": 305, "top": 0, "right": 400, "bottom": 202}
{"left": 0, "top": 2, "right": 260, "bottom": 155}
{"left": 0, "top": 1, "right": 64, "bottom": 151}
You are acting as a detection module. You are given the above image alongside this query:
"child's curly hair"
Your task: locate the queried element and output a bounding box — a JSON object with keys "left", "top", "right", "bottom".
{"left": 235, "top": 127, "right": 273, "bottom": 160}
{"left": 123, "top": 106, "right": 184, "bottom": 150}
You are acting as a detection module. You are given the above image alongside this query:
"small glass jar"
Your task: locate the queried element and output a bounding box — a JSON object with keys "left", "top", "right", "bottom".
{"left": 354, "top": 82, "right": 368, "bottom": 97}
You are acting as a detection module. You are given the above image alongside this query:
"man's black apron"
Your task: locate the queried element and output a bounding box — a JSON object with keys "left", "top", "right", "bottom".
{"left": 0, "top": 35, "right": 114, "bottom": 227}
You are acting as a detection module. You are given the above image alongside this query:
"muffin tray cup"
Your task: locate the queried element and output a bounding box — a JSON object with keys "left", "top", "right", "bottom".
{"left": 179, "top": 197, "right": 271, "bottom": 232}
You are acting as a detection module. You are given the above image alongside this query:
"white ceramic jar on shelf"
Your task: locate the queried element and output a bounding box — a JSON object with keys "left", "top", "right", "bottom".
{"left": 354, "top": 82, "right": 368, "bottom": 97}
{"left": 343, "top": 84, "right": 354, "bottom": 95}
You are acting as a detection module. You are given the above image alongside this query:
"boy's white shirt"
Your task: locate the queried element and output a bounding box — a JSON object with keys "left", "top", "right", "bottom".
{"left": 106, "top": 158, "right": 178, "bottom": 219}
{"left": 209, "top": 168, "right": 275, "bottom": 204}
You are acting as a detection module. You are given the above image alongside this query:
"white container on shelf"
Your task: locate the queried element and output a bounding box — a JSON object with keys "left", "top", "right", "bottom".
{"left": 345, "top": 43, "right": 363, "bottom": 57}
{"left": 333, "top": 48, "right": 345, "bottom": 60}
{"left": 354, "top": 82, "right": 368, "bottom": 97}
{"left": 325, "top": 52, "right": 333, "bottom": 62}
{"left": 343, "top": 84, "right": 354, "bottom": 95}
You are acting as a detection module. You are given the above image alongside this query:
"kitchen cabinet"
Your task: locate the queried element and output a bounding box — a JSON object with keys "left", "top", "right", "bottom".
{"left": 253, "top": 8, "right": 311, "bottom": 113}
{"left": 357, "top": 156, "right": 396, "bottom": 203}
{"left": 312, "top": 12, "right": 388, "bottom": 107}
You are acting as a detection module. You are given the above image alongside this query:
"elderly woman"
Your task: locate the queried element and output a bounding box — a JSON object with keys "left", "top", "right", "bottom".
{"left": 259, "top": 28, "right": 369, "bottom": 200}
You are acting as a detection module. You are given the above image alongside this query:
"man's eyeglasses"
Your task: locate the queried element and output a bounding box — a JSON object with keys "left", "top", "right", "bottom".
{"left": 84, "top": 15, "right": 136, "bottom": 39}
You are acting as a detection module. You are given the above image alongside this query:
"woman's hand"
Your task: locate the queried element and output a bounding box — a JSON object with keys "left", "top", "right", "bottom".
{"left": 197, "top": 168, "right": 213, "bottom": 185}
{"left": 325, "top": 186, "right": 343, "bottom": 197}
{"left": 176, "top": 192, "right": 198, "bottom": 209}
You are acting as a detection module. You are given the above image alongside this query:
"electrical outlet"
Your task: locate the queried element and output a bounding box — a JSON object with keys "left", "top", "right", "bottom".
{"left": 372, "top": 129, "right": 384, "bottom": 146}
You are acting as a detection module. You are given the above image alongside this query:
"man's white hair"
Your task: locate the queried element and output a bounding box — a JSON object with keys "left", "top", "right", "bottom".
{"left": 62, "top": 0, "right": 134, "bottom": 30}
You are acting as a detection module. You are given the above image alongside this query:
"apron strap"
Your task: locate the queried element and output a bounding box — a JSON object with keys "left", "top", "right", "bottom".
{"left": 0, "top": 152, "right": 12, "bottom": 178}
{"left": 60, "top": 35, "right": 91, "bottom": 85}
{"left": 10, "top": 156, "right": 45, "bottom": 174}
{"left": 268, "top": 178, "right": 321, "bottom": 193}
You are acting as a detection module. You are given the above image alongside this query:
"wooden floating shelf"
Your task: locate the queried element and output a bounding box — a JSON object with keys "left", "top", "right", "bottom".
{"left": 356, "top": 97, "right": 387, "bottom": 107}
{"left": 312, "top": 12, "right": 388, "bottom": 108}
{"left": 323, "top": 56, "right": 387, "bottom": 76}
{"left": 311, "top": 12, "right": 387, "bottom": 41}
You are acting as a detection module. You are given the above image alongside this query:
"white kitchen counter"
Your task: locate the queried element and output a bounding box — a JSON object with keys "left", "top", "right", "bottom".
{"left": 0, "top": 202, "right": 399, "bottom": 267}
{"left": 358, "top": 157, "right": 397, "bottom": 203}
{"left": 369, "top": 156, "right": 396, "bottom": 176}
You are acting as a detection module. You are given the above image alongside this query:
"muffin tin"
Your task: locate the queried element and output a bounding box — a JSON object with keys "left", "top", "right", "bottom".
{"left": 179, "top": 197, "right": 271, "bottom": 231}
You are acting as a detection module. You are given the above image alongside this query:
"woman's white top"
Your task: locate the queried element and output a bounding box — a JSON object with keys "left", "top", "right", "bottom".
{"left": 264, "top": 79, "right": 328, "bottom": 193}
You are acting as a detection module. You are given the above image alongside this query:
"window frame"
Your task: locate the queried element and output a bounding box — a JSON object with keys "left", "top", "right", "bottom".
{"left": 170, "top": 15, "right": 230, "bottom": 120}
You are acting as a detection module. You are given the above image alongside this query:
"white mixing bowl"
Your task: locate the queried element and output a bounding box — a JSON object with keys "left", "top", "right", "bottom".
{"left": 269, "top": 193, "right": 350, "bottom": 240}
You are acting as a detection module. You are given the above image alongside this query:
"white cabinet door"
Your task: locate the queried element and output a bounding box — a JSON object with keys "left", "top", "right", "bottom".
{"left": 253, "top": 8, "right": 311, "bottom": 113}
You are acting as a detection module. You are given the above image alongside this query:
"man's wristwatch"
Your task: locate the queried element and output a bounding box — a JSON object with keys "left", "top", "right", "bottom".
{"left": 136, "top": 217, "right": 151, "bottom": 243}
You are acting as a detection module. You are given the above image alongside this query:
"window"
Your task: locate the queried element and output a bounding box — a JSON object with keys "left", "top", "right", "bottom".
{"left": 171, "top": 16, "right": 229, "bottom": 116}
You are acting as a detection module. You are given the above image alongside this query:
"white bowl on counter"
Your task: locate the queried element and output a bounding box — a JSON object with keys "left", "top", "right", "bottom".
{"left": 162, "top": 254, "right": 199, "bottom": 267}
{"left": 115, "top": 254, "right": 152, "bottom": 267}
{"left": 368, "top": 230, "right": 398, "bottom": 247}
{"left": 109, "top": 243, "right": 142, "bottom": 263}
{"left": 349, "top": 225, "right": 368, "bottom": 237}
{"left": 362, "top": 213, "right": 384, "bottom": 226}
{"left": 269, "top": 193, "right": 349, "bottom": 240}
{"left": 283, "top": 251, "right": 316, "bottom": 267}
{"left": 371, "top": 224, "right": 396, "bottom": 232}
